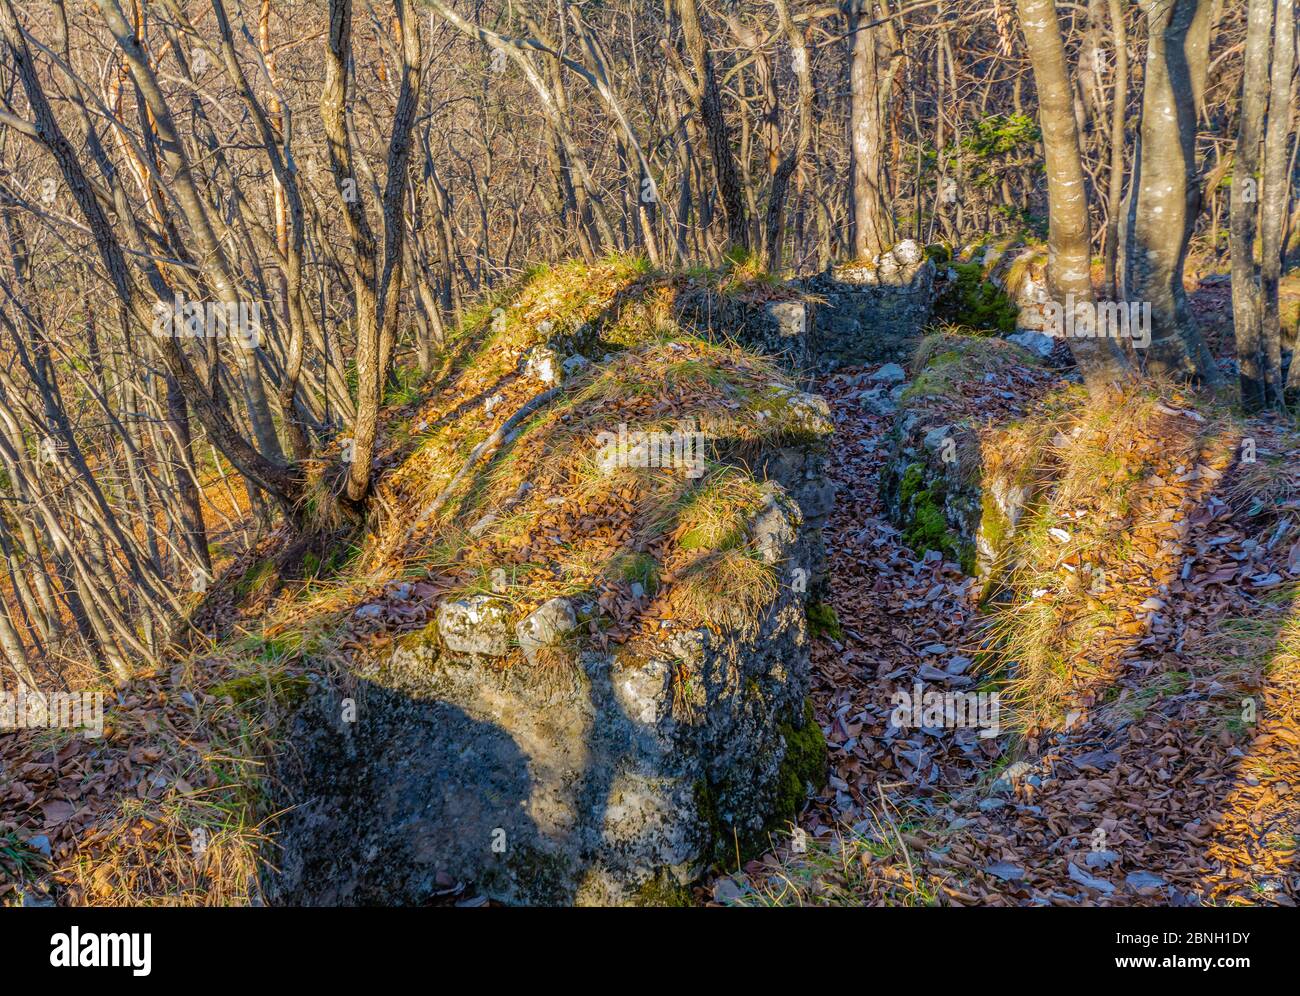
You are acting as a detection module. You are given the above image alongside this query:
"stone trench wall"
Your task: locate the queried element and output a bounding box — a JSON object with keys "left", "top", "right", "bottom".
{"left": 878, "top": 338, "right": 1042, "bottom": 586}
{"left": 671, "top": 287, "right": 813, "bottom": 372}
{"left": 267, "top": 398, "right": 835, "bottom": 907}
{"left": 672, "top": 240, "right": 938, "bottom": 379}
{"left": 706, "top": 239, "right": 1067, "bottom": 379}
{"left": 801, "top": 239, "right": 937, "bottom": 369}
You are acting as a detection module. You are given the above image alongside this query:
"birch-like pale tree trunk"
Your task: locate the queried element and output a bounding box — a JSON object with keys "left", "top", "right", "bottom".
{"left": 1103, "top": 0, "right": 1129, "bottom": 299}
{"left": 1017, "top": 0, "right": 1131, "bottom": 387}
{"left": 1261, "top": 0, "right": 1296, "bottom": 403}
{"left": 1125, "top": 0, "right": 1218, "bottom": 383}
{"left": 849, "top": 0, "right": 894, "bottom": 259}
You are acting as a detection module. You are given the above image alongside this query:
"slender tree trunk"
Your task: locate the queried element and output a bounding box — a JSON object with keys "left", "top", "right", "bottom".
{"left": 1125, "top": 0, "right": 1218, "bottom": 382}
{"left": 1017, "top": 0, "right": 1131, "bottom": 387}
{"left": 764, "top": 0, "right": 813, "bottom": 271}
{"left": 849, "top": 0, "right": 894, "bottom": 259}
{"left": 165, "top": 373, "right": 211, "bottom": 575}
{"left": 1261, "top": 0, "right": 1295, "bottom": 403}
{"left": 376, "top": 0, "right": 423, "bottom": 384}
{"left": 1103, "top": 0, "right": 1129, "bottom": 298}
{"left": 1233, "top": 0, "right": 1273, "bottom": 410}
{"left": 0, "top": 596, "right": 38, "bottom": 693}
{"left": 322, "top": 0, "right": 381, "bottom": 503}
{"left": 675, "top": 0, "right": 748, "bottom": 254}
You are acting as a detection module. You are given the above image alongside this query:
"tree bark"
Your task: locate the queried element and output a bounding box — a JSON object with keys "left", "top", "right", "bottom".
{"left": 849, "top": 0, "right": 894, "bottom": 259}
{"left": 675, "top": 0, "right": 749, "bottom": 254}
{"left": 764, "top": 0, "right": 813, "bottom": 271}
{"left": 1232, "top": 0, "right": 1273, "bottom": 410}
{"left": 1261, "top": 0, "right": 1295, "bottom": 403}
{"left": 1017, "top": 0, "right": 1131, "bottom": 388}
{"left": 322, "top": 0, "right": 382, "bottom": 503}
{"left": 1103, "top": 0, "right": 1129, "bottom": 299}
{"left": 1125, "top": 0, "right": 1218, "bottom": 382}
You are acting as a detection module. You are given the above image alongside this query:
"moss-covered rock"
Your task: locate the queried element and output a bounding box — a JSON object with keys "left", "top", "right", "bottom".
{"left": 772, "top": 699, "right": 828, "bottom": 828}
{"left": 933, "top": 261, "right": 1018, "bottom": 333}
{"left": 881, "top": 332, "right": 1040, "bottom": 578}
{"left": 806, "top": 601, "right": 844, "bottom": 641}
{"left": 232, "top": 558, "right": 276, "bottom": 599}
{"left": 692, "top": 697, "right": 826, "bottom": 867}
{"left": 266, "top": 258, "right": 837, "bottom": 907}
{"left": 631, "top": 868, "right": 696, "bottom": 907}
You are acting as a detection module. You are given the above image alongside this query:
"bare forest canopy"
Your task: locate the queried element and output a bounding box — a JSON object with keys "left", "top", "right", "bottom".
{"left": 0, "top": 0, "right": 1293, "bottom": 694}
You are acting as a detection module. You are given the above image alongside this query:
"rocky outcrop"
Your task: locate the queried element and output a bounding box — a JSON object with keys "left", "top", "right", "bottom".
{"left": 268, "top": 398, "right": 833, "bottom": 907}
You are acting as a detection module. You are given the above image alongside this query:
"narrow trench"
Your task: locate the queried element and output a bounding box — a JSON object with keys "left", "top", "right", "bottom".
{"left": 736, "top": 356, "right": 1300, "bottom": 908}
{"left": 797, "top": 365, "right": 991, "bottom": 844}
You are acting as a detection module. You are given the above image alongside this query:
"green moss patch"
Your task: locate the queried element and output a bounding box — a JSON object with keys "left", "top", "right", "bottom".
{"left": 806, "top": 602, "right": 844, "bottom": 641}
{"left": 631, "top": 869, "right": 695, "bottom": 907}
{"left": 773, "top": 700, "right": 828, "bottom": 828}
{"left": 897, "top": 462, "right": 975, "bottom": 573}
{"left": 934, "top": 261, "right": 1019, "bottom": 333}
{"left": 694, "top": 699, "right": 827, "bottom": 870}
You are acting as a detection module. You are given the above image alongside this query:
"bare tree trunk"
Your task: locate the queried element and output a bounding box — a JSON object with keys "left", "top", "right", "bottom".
{"left": 1125, "top": 0, "right": 1218, "bottom": 382}
{"left": 849, "top": 0, "right": 894, "bottom": 259}
{"left": 1017, "top": 0, "right": 1131, "bottom": 388}
{"left": 1103, "top": 0, "right": 1129, "bottom": 298}
{"left": 1233, "top": 0, "right": 1273, "bottom": 410}
{"left": 322, "top": 0, "right": 382, "bottom": 503}
{"left": 764, "top": 0, "right": 813, "bottom": 271}
{"left": 675, "top": 0, "right": 748, "bottom": 254}
{"left": 1262, "top": 0, "right": 1295, "bottom": 402}
{"left": 0, "top": 596, "right": 38, "bottom": 693}
{"left": 377, "top": 1, "right": 423, "bottom": 384}
{"left": 165, "top": 374, "right": 211, "bottom": 575}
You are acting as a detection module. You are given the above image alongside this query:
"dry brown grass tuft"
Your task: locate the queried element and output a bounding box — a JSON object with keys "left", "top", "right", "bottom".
{"left": 979, "top": 381, "right": 1238, "bottom": 732}
{"left": 672, "top": 548, "right": 780, "bottom": 628}
{"left": 61, "top": 790, "right": 271, "bottom": 907}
